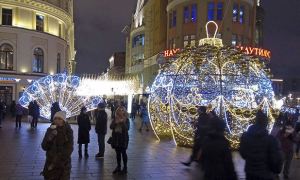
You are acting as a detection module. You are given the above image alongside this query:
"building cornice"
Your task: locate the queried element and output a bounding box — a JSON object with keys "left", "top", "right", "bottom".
{"left": 130, "top": 26, "right": 145, "bottom": 36}
{"left": 0, "top": 0, "right": 73, "bottom": 26}
{"left": 167, "top": 0, "right": 255, "bottom": 12}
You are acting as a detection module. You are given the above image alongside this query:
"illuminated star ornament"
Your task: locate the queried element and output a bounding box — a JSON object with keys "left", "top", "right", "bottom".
{"left": 149, "top": 21, "right": 279, "bottom": 149}
{"left": 19, "top": 73, "right": 102, "bottom": 120}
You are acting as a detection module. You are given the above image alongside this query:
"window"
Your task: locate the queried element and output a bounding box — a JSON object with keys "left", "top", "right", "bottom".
{"left": 132, "top": 34, "right": 145, "bottom": 48}
{"left": 57, "top": 53, "right": 61, "bottom": 73}
{"left": 33, "top": 48, "right": 44, "bottom": 73}
{"left": 0, "top": 44, "right": 13, "bottom": 70}
{"left": 183, "top": 6, "right": 189, "bottom": 23}
{"left": 232, "top": 4, "right": 238, "bottom": 22}
{"left": 36, "top": 15, "right": 44, "bottom": 31}
{"left": 184, "top": 36, "right": 189, "bottom": 47}
{"left": 2, "top": 8, "right": 12, "bottom": 26}
{"left": 190, "top": 35, "right": 196, "bottom": 47}
{"left": 191, "top": 4, "right": 197, "bottom": 22}
{"left": 208, "top": 2, "right": 215, "bottom": 21}
{"left": 169, "top": 38, "right": 176, "bottom": 49}
{"left": 217, "top": 3, "right": 223, "bottom": 21}
{"left": 172, "top": 10, "right": 177, "bottom": 27}
{"left": 232, "top": 34, "right": 237, "bottom": 46}
{"left": 239, "top": 6, "right": 245, "bottom": 23}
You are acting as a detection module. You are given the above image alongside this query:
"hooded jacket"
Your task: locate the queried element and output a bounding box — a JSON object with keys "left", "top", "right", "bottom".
{"left": 240, "top": 124, "right": 283, "bottom": 179}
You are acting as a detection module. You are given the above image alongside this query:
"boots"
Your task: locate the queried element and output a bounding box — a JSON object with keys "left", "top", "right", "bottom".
{"left": 112, "top": 166, "right": 121, "bottom": 174}
{"left": 84, "top": 144, "right": 89, "bottom": 158}
{"left": 78, "top": 150, "right": 82, "bottom": 158}
{"left": 121, "top": 166, "right": 127, "bottom": 174}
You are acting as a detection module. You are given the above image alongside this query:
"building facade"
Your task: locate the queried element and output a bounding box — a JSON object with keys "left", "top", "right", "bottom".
{"left": 0, "top": 0, "right": 76, "bottom": 105}
{"left": 126, "top": 0, "right": 260, "bottom": 93}
{"left": 107, "top": 52, "right": 126, "bottom": 77}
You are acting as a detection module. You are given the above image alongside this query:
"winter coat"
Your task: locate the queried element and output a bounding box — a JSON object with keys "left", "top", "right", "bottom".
{"left": 95, "top": 109, "right": 108, "bottom": 135}
{"left": 16, "top": 104, "right": 23, "bottom": 116}
{"left": 77, "top": 113, "right": 91, "bottom": 144}
{"left": 240, "top": 124, "right": 283, "bottom": 179}
{"left": 201, "top": 133, "right": 237, "bottom": 180}
{"left": 28, "top": 102, "right": 34, "bottom": 116}
{"left": 194, "top": 113, "right": 210, "bottom": 146}
{"left": 110, "top": 119, "right": 130, "bottom": 149}
{"left": 41, "top": 123, "right": 73, "bottom": 180}
{"left": 141, "top": 107, "right": 149, "bottom": 122}
{"left": 32, "top": 102, "right": 40, "bottom": 118}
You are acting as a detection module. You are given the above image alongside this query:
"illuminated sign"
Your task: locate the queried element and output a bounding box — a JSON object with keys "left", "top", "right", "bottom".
{"left": 236, "top": 46, "right": 271, "bottom": 59}
{"left": 0, "top": 77, "right": 17, "bottom": 83}
{"left": 163, "top": 48, "right": 180, "bottom": 57}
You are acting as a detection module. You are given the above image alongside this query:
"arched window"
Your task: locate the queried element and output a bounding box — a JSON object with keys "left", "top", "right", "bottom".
{"left": 0, "top": 43, "right": 13, "bottom": 70}
{"left": 57, "top": 53, "right": 61, "bottom": 73}
{"left": 33, "top": 48, "right": 44, "bottom": 73}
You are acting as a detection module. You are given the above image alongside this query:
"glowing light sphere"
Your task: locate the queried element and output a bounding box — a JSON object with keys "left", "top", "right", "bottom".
{"left": 19, "top": 73, "right": 102, "bottom": 119}
{"left": 149, "top": 38, "right": 278, "bottom": 148}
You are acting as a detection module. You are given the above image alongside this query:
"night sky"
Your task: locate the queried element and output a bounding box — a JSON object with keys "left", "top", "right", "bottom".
{"left": 74, "top": 0, "right": 300, "bottom": 79}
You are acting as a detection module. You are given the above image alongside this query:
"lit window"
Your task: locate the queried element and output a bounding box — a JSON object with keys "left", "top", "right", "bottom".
{"left": 232, "top": 34, "right": 237, "bottom": 46}
{"left": 0, "top": 44, "right": 13, "bottom": 70}
{"left": 184, "top": 35, "right": 189, "bottom": 47}
{"left": 172, "top": 10, "right": 177, "bottom": 27}
{"left": 233, "top": 4, "right": 238, "bottom": 22}
{"left": 183, "top": 6, "right": 189, "bottom": 23}
{"left": 33, "top": 48, "right": 44, "bottom": 73}
{"left": 208, "top": 2, "right": 215, "bottom": 21}
{"left": 57, "top": 53, "right": 61, "bottom": 73}
{"left": 36, "top": 15, "right": 44, "bottom": 31}
{"left": 191, "top": 4, "right": 197, "bottom": 23}
{"left": 239, "top": 6, "right": 245, "bottom": 24}
{"left": 217, "top": 3, "right": 223, "bottom": 21}
{"left": 190, "top": 35, "right": 196, "bottom": 47}
{"left": 132, "top": 34, "right": 145, "bottom": 48}
{"left": 2, "top": 8, "right": 12, "bottom": 26}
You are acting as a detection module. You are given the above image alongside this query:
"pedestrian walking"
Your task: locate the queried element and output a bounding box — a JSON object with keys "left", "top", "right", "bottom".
{"left": 15, "top": 103, "right": 23, "bottom": 128}
{"left": 77, "top": 106, "right": 91, "bottom": 158}
{"left": 182, "top": 106, "right": 210, "bottom": 166}
{"left": 139, "top": 103, "right": 150, "bottom": 132}
{"left": 95, "top": 103, "right": 108, "bottom": 158}
{"left": 111, "top": 102, "right": 115, "bottom": 120}
{"left": 0, "top": 100, "right": 4, "bottom": 128}
{"left": 295, "top": 113, "right": 300, "bottom": 159}
{"left": 10, "top": 100, "right": 16, "bottom": 117}
{"left": 110, "top": 106, "right": 130, "bottom": 175}
{"left": 201, "top": 116, "right": 237, "bottom": 180}
{"left": 31, "top": 100, "right": 40, "bottom": 128}
{"left": 50, "top": 102, "right": 61, "bottom": 122}
{"left": 277, "top": 122, "right": 295, "bottom": 179}
{"left": 130, "top": 102, "right": 137, "bottom": 121}
{"left": 240, "top": 110, "right": 283, "bottom": 180}
{"left": 41, "top": 111, "right": 73, "bottom": 180}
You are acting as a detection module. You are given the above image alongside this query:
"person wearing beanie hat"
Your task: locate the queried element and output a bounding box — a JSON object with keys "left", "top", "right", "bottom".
{"left": 240, "top": 110, "right": 283, "bottom": 180}
{"left": 95, "top": 103, "right": 108, "bottom": 158}
{"left": 41, "top": 111, "right": 73, "bottom": 179}
{"left": 77, "top": 107, "right": 91, "bottom": 158}
{"left": 277, "top": 121, "right": 295, "bottom": 179}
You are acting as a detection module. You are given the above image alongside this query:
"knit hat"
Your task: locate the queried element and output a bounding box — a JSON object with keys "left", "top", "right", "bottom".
{"left": 53, "top": 111, "right": 67, "bottom": 121}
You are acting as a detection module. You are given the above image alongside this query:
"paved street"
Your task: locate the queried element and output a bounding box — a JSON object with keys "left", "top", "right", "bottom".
{"left": 0, "top": 112, "right": 300, "bottom": 180}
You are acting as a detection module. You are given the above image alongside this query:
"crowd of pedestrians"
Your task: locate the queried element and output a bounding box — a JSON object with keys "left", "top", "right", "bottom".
{"left": 180, "top": 106, "right": 300, "bottom": 180}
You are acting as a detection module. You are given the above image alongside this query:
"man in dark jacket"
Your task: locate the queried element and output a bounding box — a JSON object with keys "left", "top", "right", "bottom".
{"left": 240, "top": 110, "right": 283, "bottom": 180}
{"left": 201, "top": 116, "right": 237, "bottom": 180}
{"left": 95, "top": 103, "right": 108, "bottom": 158}
{"left": 31, "top": 100, "right": 40, "bottom": 128}
{"left": 0, "top": 100, "right": 4, "bottom": 128}
{"left": 182, "top": 106, "right": 210, "bottom": 166}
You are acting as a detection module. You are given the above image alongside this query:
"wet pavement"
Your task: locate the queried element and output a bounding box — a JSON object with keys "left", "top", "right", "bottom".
{"left": 0, "top": 111, "right": 299, "bottom": 180}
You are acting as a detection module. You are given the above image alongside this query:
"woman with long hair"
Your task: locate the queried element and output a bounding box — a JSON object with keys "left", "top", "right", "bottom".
{"left": 110, "top": 105, "right": 130, "bottom": 175}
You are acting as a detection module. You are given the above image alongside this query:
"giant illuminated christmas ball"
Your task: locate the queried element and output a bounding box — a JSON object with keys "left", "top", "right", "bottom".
{"left": 149, "top": 22, "right": 277, "bottom": 148}
{"left": 19, "top": 73, "right": 102, "bottom": 119}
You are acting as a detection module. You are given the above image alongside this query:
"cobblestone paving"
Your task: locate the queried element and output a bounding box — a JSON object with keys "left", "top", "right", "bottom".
{"left": 0, "top": 112, "right": 299, "bottom": 180}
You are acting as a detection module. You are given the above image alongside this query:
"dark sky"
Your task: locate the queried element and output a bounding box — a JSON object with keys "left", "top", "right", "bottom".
{"left": 74, "top": 0, "right": 300, "bottom": 79}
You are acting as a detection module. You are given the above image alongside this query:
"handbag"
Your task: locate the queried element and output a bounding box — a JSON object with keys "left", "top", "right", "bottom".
{"left": 107, "top": 136, "right": 113, "bottom": 144}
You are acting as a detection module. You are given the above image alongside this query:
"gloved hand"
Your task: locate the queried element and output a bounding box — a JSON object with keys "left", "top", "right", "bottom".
{"left": 47, "top": 125, "right": 57, "bottom": 141}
